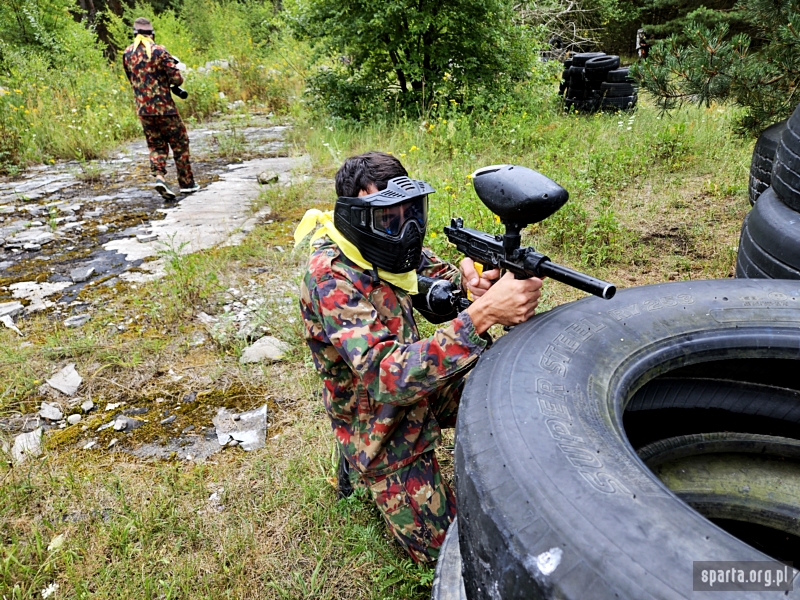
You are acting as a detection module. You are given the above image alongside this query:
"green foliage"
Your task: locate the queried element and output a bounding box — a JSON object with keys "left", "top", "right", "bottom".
{"left": 0, "top": 0, "right": 302, "bottom": 171}
{"left": 290, "top": 0, "right": 538, "bottom": 120}
{"left": 632, "top": 0, "right": 800, "bottom": 134}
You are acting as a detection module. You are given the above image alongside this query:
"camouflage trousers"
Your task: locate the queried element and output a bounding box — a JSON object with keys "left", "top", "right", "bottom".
{"left": 139, "top": 115, "right": 194, "bottom": 188}
{"left": 360, "top": 378, "right": 461, "bottom": 564}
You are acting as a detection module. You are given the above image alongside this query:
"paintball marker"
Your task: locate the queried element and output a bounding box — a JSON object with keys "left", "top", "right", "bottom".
{"left": 412, "top": 164, "right": 616, "bottom": 324}
{"left": 171, "top": 85, "right": 188, "bottom": 100}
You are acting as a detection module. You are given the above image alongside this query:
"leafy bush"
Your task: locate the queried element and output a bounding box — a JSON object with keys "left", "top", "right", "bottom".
{"left": 290, "top": 0, "right": 538, "bottom": 120}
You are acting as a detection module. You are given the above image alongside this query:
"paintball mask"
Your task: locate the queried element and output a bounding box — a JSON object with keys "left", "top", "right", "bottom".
{"left": 334, "top": 177, "right": 433, "bottom": 273}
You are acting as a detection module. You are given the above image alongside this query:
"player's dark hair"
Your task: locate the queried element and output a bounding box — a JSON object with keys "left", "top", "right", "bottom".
{"left": 335, "top": 151, "right": 408, "bottom": 197}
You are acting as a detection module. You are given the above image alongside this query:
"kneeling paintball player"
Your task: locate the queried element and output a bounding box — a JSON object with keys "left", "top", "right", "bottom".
{"left": 123, "top": 17, "right": 200, "bottom": 200}
{"left": 296, "top": 151, "right": 543, "bottom": 562}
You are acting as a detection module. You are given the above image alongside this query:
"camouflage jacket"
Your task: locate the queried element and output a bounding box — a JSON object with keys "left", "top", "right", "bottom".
{"left": 300, "top": 239, "right": 489, "bottom": 476}
{"left": 122, "top": 41, "right": 183, "bottom": 117}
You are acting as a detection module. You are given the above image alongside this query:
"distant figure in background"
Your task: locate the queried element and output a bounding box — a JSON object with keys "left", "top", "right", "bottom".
{"left": 122, "top": 17, "right": 199, "bottom": 201}
{"left": 545, "top": 35, "right": 566, "bottom": 62}
{"left": 636, "top": 28, "right": 650, "bottom": 60}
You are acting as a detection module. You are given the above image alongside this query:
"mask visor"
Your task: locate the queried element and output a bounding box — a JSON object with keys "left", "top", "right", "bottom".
{"left": 372, "top": 196, "right": 428, "bottom": 237}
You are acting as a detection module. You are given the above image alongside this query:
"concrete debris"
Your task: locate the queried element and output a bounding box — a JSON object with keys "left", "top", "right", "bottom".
{"left": 70, "top": 266, "right": 95, "bottom": 283}
{"left": 11, "top": 427, "right": 43, "bottom": 463}
{"left": 240, "top": 336, "right": 289, "bottom": 364}
{"left": 1, "top": 314, "right": 22, "bottom": 336}
{"left": 39, "top": 402, "right": 63, "bottom": 421}
{"left": 67, "top": 414, "right": 82, "bottom": 425}
{"left": 0, "top": 301, "right": 24, "bottom": 319}
{"left": 81, "top": 399, "right": 95, "bottom": 413}
{"left": 64, "top": 314, "right": 91, "bottom": 328}
{"left": 212, "top": 405, "right": 267, "bottom": 451}
{"left": 257, "top": 170, "right": 279, "bottom": 185}
{"left": 46, "top": 364, "right": 82, "bottom": 396}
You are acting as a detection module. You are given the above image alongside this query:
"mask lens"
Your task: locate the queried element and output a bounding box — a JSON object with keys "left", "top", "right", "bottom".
{"left": 372, "top": 196, "right": 427, "bottom": 237}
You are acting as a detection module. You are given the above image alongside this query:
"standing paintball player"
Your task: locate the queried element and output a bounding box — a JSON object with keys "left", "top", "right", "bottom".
{"left": 296, "top": 152, "right": 543, "bottom": 563}
{"left": 123, "top": 17, "right": 199, "bottom": 200}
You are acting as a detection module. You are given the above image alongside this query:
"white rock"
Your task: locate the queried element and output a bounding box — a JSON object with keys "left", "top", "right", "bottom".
{"left": 81, "top": 399, "right": 95, "bottom": 413}
{"left": 212, "top": 405, "right": 267, "bottom": 451}
{"left": 70, "top": 266, "right": 95, "bottom": 283}
{"left": 0, "top": 314, "right": 22, "bottom": 336}
{"left": 39, "top": 402, "right": 63, "bottom": 421}
{"left": 136, "top": 233, "right": 158, "bottom": 243}
{"left": 47, "top": 534, "right": 66, "bottom": 551}
{"left": 12, "top": 428, "right": 43, "bottom": 463}
{"left": 113, "top": 418, "right": 127, "bottom": 431}
{"left": 46, "top": 364, "right": 82, "bottom": 396}
{"left": 105, "top": 402, "right": 123, "bottom": 411}
{"left": 64, "top": 314, "right": 91, "bottom": 328}
{"left": 239, "top": 336, "right": 289, "bottom": 364}
{"left": 0, "top": 301, "right": 24, "bottom": 318}
{"left": 67, "top": 414, "right": 81, "bottom": 425}
{"left": 257, "top": 170, "right": 279, "bottom": 185}
{"left": 82, "top": 440, "right": 96, "bottom": 450}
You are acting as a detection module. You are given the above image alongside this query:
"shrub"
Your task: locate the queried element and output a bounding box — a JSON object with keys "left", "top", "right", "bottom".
{"left": 290, "top": 0, "right": 538, "bottom": 120}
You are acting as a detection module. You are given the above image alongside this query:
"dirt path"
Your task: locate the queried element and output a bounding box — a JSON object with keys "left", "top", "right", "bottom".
{"left": 0, "top": 113, "right": 308, "bottom": 314}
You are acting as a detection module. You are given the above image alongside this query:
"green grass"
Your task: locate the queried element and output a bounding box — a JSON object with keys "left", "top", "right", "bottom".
{"left": 0, "top": 87, "right": 758, "bottom": 598}
{"left": 301, "top": 95, "right": 752, "bottom": 304}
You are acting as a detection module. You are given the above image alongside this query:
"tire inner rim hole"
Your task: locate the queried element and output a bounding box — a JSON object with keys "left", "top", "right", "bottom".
{"left": 623, "top": 357, "right": 800, "bottom": 565}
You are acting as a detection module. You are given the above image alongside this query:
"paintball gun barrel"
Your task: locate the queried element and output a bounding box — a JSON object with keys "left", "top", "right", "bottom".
{"left": 412, "top": 164, "right": 616, "bottom": 324}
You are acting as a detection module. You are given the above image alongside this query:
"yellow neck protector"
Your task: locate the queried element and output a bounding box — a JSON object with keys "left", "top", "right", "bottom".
{"left": 294, "top": 209, "right": 418, "bottom": 294}
{"left": 133, "top": 34, "right": 155, "bottom": 60}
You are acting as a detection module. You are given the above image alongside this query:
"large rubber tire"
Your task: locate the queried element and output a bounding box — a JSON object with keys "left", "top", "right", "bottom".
{"left": 600, "top": 84, "right": 637, "bottom": 98}
{"left": 641, "top": 433, "right": 800, "bottom": 537}
{"left": 585, "top": 54, "right": 620, "bottom": 73}
{"left": 626, "top": 378, "right": 800, "bottom": 448}
{"left": 600, "top": 95, "right": 637, "bottom": 110}
{"left": 735, "top": 186, "right": 800, "bottom": 279}
{"left": 456, "top": 279, "right": 800, "bottom": 600}
{"left": 748, "top": 120, "right": 786, "bottom": 206}
{"left": 571, "top": 52, "right": 605, "bottom": 67}
{"left": 431, "top": 517, "right": 467, "bottom": 600}
{"left": 607, "top": 68, "right": 633, "bottom": 83}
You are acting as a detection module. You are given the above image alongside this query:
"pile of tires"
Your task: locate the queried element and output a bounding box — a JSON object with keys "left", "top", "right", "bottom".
{"left": 736, "top": 105, "right": 800, "bottom": 278}
{"left": 748, "top": 119, "right": 787, "bottom": 206}
{"left": 432, "top": 279, "right": 800, "bottom": 600}
{"left": 562, "top": 53, "right": 638, "bottom": 113}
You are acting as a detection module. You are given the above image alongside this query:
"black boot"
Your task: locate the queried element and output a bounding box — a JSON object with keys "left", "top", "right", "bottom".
{"left": 337, "top": 445, "right": 354, "bottom": 499}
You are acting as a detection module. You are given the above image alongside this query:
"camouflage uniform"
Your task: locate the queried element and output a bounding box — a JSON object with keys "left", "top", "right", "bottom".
{"left": 122, "top": 41, "right": 195, "bottom": 188}
{"left": 299, "top": 238, "right": 490, "bottom": 562}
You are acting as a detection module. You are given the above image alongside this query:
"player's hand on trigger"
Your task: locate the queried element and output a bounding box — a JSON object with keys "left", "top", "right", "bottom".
{"left": 466, "top": 272, "right": 543, "bottom": 334}
{"left": 460, "top": 257, "right": 501, "bottom": 298}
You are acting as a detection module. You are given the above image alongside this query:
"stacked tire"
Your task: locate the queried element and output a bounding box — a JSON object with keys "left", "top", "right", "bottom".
{"left": 748, "top": 119, "right": 787, "bottom": 205}
{"left": 736, "top": 106, "right": 800, "bottom": 278}
{"left": 562, "top": 53, "right": 637, "bottom": 113}
{"left": 446, "top": 279, "right": 800, "bottom": 600}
